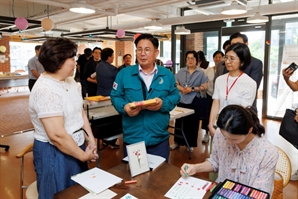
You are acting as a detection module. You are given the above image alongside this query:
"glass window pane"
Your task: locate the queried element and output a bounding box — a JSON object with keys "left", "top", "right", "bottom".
{"left": 267, "top": 13, "right": 298, "bottom": 117}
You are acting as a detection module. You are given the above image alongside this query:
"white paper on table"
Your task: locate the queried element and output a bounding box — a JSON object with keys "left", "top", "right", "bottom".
{"left": 164, "top": 177, "right": 211, "bottom": 199}
{"left": 170, "top": 110, "right": 184, "bottom": 116}
{"left": 79, "top": 189, "right": 117, "bottom": 199}
{"left": 71, "top": 167, "right": 122, "bottom": 195}
{"left": 126, "top": 141, "right": 150, "bottom": 177}
{"left": 120, "top": 193, "right": 138, "bottom": 199}
{"left": 123, "top": 153, "right": 165, "bottom": 171}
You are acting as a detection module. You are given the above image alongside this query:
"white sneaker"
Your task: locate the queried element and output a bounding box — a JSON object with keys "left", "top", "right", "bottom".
{"left": 202, "top": 134, "right": 210, "bottom": 143}
{"left": 187, "top": 147, "right": 194, "bottom": 152}
{"left": 290, "top": 170, "right": 298, "bottom": 181}
{"left": 170, "top": 143, "right": 180, "bottom": 150}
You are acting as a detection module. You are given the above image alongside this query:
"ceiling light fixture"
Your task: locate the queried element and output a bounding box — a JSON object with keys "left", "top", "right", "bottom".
{"left": 175, "top": 26, "right": 190, "bottom": 35}
{"left": 69, "top": 0, "right": 95, "bottom": 14}
{"left": 144, "top": 20, "right": 163, "bottom": 29}
{"left": 247, "top": 12, "right": 269, "bottom": 23}
{"left": 221, "top": 0, "right": 247, "bottom": 15}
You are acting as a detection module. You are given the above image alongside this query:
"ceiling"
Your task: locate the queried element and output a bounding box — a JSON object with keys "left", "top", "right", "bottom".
{"left": 0, "top": 0, "right": 297, "bottom": 41}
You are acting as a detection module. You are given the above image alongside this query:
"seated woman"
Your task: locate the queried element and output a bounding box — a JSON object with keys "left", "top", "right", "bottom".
{"left": 180, "top": 105, "right": 278, "bottom": 196}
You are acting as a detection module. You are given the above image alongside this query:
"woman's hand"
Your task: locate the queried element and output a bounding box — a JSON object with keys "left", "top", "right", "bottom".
{"left": 282, "top": 68, "right": 294, "bottom": 80}
{"left": 180, "top": 163, "right": 197, "bottom": 178}
{"left": 84, "top": 144, "right": 98, "bottom": 162}
{"left": 208, "top": 124, "right": 216, "bottom": 137}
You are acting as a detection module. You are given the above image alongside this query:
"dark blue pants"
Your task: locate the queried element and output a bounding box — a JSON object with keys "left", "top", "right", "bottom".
{"left": 123, "top": 139, "right": 170, "bottom": 162}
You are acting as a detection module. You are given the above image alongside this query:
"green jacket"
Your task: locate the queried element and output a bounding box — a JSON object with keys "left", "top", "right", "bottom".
{"left": 110, "top": 64, "right": 180, "bottom": 146}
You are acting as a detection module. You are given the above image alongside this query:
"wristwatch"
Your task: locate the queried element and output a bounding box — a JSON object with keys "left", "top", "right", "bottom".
{"left": 192, "top": 87, "right": 195, "bottom": 92}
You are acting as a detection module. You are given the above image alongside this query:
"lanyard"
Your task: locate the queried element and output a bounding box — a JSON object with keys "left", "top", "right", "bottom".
{"left": 226, "top": 72, "right": 243, "bottom": 100}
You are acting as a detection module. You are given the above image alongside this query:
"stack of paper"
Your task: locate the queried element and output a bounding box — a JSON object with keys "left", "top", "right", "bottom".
{"left": 71, "top": 167, "right": 122, "bottom": 195}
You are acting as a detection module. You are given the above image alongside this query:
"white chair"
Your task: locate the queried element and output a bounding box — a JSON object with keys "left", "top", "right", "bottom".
{"left": 16, "top": 143, "right": 38, "bottom": 199}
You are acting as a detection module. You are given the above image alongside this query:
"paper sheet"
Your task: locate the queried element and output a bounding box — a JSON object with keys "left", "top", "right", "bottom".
{"left": 164, "top": 177, "right": 211, "bottom": 199}
{"left": 71, "top": 167, "right": 122, "bottom": 194}
{"left": 79, "top": 189, "right": 117, "bottom": 199}
{"left": 123, "top": 154, "right": 165, "bottom": 170}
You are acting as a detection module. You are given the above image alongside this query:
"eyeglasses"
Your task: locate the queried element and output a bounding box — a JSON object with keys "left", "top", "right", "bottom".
{"left": 224, "top": 56, "right": 239, "bottom": 62}
{"left": 186, "top": 57, "right": 195, "bottom": 61}
{"left": 136, "top": 48, "right": 152, "bottom": 55}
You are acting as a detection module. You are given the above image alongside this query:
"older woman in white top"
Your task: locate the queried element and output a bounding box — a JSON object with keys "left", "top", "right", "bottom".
{"left": 208, "top": 43, "right": 257, "bottom": 137}
{"left": 29, "top": 38, "right": 98, "bottom": 199}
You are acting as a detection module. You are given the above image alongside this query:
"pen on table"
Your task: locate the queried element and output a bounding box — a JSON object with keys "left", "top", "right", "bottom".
{"left": 202, "top": 182, "right": 209, "bottom": 190}
{"left": 184, "top": 164, "right": 188, "bottom": 177}
{"left": 124, "top": 180, "right": 137, "bottom": 184}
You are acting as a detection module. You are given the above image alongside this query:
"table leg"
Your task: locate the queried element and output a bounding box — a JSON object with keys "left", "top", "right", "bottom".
{"left": 96, "top": 138, "right": 101, "bottom": 168}
{"left": 180, "top": 117, "right": 191, "bottom": 159}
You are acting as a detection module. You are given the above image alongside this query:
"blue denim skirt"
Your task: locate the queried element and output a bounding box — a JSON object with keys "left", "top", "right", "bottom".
{"left": 33, "top": 139, "right": 88, "bottom": 199}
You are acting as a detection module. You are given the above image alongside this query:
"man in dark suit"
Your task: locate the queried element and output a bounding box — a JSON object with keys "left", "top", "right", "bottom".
{"left": 214, "top": 32, "right": 263, "bottom": 112}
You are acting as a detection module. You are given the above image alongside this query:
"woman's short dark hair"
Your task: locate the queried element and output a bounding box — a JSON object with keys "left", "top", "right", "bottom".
{"left": 185, "top": 51, "right": 198, "bottom": 65}
{"left": 217, "top": 105, "right": 265, "bottom": 137}
{"left": 101, "top": 48, "right": 114, "bottom": 61}
{"left": 39, "top": 38, "right": 77, "bottom": 73}
{"left": 213, "top": 50, "right": 224, "bottom": 58}
{"left": 197, "top": 51, "right": 206, "bottom": 62}
{"left": 134, "top": 34, "right": 159, "bottom": 49}
{"left": 225, "top": 43, "right": 251, "bottom": 71}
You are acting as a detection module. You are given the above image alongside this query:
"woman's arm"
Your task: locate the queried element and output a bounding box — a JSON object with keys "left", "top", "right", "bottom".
{"left": 283, "top": 68, "right": 298, "bottom": 91}
{"left": 41, "top": 116, "right": 97, "bottom": 162}
{"left": 180, "top": 161, "right": 214, "bottom": 177}
{"left": 208, "top": 99, "right": 220, "bottom": 136}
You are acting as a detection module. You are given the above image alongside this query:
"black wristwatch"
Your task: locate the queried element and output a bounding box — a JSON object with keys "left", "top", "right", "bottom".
{"left": 192, "top": 87, "right": 195, "bottom": 92}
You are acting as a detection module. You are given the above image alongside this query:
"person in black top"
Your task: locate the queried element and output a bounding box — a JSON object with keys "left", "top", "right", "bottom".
{"left": 96, "top": 47, "right": 120, "bottom": 149}
{"left": 77, "top": 48, "right": 92, "bottom": 98}
{"left": 118, "top": 54, "right": 132, "bottom": 71}
{"left": 83, "top": 47, "right": 101, "bottom": 97}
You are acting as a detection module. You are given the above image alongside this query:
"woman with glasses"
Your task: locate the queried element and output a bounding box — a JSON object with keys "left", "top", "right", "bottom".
{"left": 208, "top": 43, "right": 256, "bottom": 137}
{"left": 29, "top": 38, "right": 98, "bottom": 199}
{"left": 201, "top": 50, "right": 224, "bottom": 143}
{"left": 170, "top": 51, "right": 208, "bottom": 152}
{"left": 180, "top": 105, "right": 278, "bottom": 196}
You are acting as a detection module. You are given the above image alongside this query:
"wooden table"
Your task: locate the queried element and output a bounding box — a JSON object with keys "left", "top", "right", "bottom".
{"left": 86, "top": 103, "right": 195, "bottom": 162}
{"left": 54, "top": 162, "right": 212, "bottom": 199}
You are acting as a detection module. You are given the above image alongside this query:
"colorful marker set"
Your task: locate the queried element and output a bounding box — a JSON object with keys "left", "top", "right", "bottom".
{"left": 209, "top": 179, "right": 270, "bottom": 199}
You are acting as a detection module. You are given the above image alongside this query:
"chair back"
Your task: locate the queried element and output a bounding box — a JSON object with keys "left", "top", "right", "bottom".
{"left": 275, "top": 146, "right": 292, "bottom": 187}
{"left": 16, "top": 143, "right": 38, "bottom": 199}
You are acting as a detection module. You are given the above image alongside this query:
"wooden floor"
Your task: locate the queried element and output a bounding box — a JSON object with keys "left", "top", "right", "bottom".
{"left": 0, "top": 89, "right": 297, "bottom": 199}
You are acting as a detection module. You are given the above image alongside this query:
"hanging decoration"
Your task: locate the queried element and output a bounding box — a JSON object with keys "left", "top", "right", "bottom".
{"left": 116, "top": 29, "right": 125, "bottom": 38}
{"left": 134, "top": 33, "right": 141, "bottom": 41}
{"left": 14, "top": 17, "right": 28, "bottom": 30}
{"left": 41, "top": 18, "right": 54, "bottom": 31}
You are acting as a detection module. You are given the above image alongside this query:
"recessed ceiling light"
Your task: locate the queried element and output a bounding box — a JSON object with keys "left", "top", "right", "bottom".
{"left": 221, "top": 1, "right": 247, "bottom": 15}
{"left": 69, "top": 1, "right": 95, "bottom": 14}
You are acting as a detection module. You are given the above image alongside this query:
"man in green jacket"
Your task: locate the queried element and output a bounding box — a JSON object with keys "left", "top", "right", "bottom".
{"left": 110, "top": 34, "right": 180, "bottom": 162}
